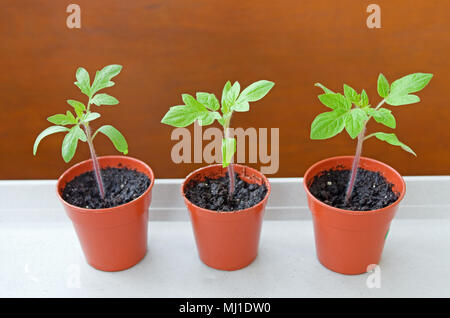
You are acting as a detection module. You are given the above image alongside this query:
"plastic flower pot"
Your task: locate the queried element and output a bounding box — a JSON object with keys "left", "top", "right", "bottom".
{"left": 56, "top": 155, "right": 155, "bottom": 272}
{"left": 182, "top": 164, "right": 271, "bottom": 271}
{"left": 303, "top": 156, "right": 406, "bottom": 275}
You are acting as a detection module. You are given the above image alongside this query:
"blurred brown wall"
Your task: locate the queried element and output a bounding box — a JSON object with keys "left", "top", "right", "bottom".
{"left": 0, "top": 0, "right": 449, "bottom": 179}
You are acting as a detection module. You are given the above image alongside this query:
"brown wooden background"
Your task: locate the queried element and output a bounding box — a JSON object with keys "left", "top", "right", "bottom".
{"left": 1, "top": 0, "right": 449, "bottom": 179}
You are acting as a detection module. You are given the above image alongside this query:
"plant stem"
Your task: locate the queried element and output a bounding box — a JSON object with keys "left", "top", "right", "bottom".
{"left": 83, "top": 123, "right": 105, "bottom": 199}
{"left": 224, "top": 121, "right": 235, "bottom": 200}
{"left": 344, "top": 99, "right": 385, "bottom": 203}
{"left": 345, "top": 126, "right": 365, "bottom": 203}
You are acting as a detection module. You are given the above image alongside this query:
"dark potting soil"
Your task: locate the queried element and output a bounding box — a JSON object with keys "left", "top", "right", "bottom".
{"left": 185, "top": 172, "right": 268, "bottom": 212}
{"left": 308, "top": 167, "right": 399, "bottom": 211}
{"left": 62, "top": 166, "right": 150, "bottom": 209}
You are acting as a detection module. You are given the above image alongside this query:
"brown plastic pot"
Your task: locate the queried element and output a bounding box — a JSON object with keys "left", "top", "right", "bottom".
{"left": 56, "top": 155, "right": 155, "bottom": 272}
{"left": 182, "top": 164, "right": 271, "bottom": 271}
{"left": 303, "top": 156, "right": 406, "bottom": 275}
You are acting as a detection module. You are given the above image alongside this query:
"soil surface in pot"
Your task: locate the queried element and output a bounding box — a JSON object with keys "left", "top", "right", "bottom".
{"left": 308, "top": 167, "right": 399, "bottom": 211}
{"left": 185, "top": 172, "right": 267, "bottom": 212}
{"left": 62, "top": 166, "right": 150, "bottom": 209}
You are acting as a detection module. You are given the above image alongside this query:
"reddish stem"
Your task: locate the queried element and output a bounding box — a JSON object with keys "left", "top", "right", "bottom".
{"left": 84, "top": 124, "right": 105, "bottom": 199}
{"left": 345, "top": 126, "right": 366, "bottom": 203}
{"left": 224, "top": 125, "right": 235, "bottom": 199}
{"left": 227, "top": 162, "right": 235, "bottom": 199}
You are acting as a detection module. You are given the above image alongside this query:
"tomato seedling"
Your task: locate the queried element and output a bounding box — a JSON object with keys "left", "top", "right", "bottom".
{"left": 311, "top": 72, "right": 433, "bottom": 202}
{"left": 161, "top": 80, "right": 275, "bottom": 197}
{"left": 33, "top": 64, "right": 128, "bottom": 198}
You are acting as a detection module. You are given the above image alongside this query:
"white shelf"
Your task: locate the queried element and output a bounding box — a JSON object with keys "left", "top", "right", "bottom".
{"left": 1, "top": 177, "right": 450, "bottom": 297}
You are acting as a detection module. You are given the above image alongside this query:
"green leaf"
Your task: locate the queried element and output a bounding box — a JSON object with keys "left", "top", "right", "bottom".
{"left": 198, "top": 111, "right": 221, "bottom": 126}
{"left": 221, "top": 81, "right": 240, "bottom": 113}
{"left": 318, "top": 93, "right": 351, "bottom": 110}
{"left": 47, "top": 114, "right": 71, "bottom": 125}
{"left": 161, "top": 105, "right": 199, "bottom": 127}
{"left": 83, "top": 112, "right": 101, "bottom": 122}
{"left": 360, "top": 89, "right": 369, "bottom": 107}
{"left": 310, "top": 108, "right": 348, "bottom": 140}
{"left": 386, "top": 73, "right": 432, "bottom": 106}
{"left": 47, "top": 111, "right": 77, "bottom": 125}
{"left": 33, "top": 126, "right": 70, "bottom": 155}
{"left": 377, "top": 73, "right": 390, "bottom": 98}
{"left": 386, "top": 94, "right": 420, "bottom": 106}
{"left": 61, "top": 126, "right": 80, "bottom": 163}
{"left": 91, "top": 93, "right": 119, "bottom": 106}
{"left": 231, "top": 100, "right": 250, "bottom": 112}
{"left": 67, "top": 100, "right": 86, "bottom": 117}
{"left": 389, "top": 73, "right": 433, "bottom": 96}
{"left": 237, "top": 80, "right": 274, "bottom": 103}
{"left": 344, "top": 108, "right": 368, "bottom": 139}
{"left": 222, "top": 137, "right": 236, "bottom": 168}
{"left": 196, "top": 92, "right": 220, "bottom": 111}
{"left": 66, "top": 111, "right": 76, "bottom": 123}
{"left": 161, "top": 94, "right": 220, "bottom": 126}
{"left": 182, "top": 93, "right": 207, "bottom": 111}
{"left": 74, "top": 67, "right": 91, "bottom": 96}
{"left": 90, "top": 64, "right": 123, "bottom": 96}
{"left": 370, "top": 132, "right": 416, "bottom": 156}
{"left": 94, "top": 125, "right": 128, "bottom": 155}
{"left": 74, "top": 125, "right": 87, "bottom": 142}
{"left": 221, "top": 81, "right": 232, "bottom": 113}
{"left": 343, "top": 84, "right": 359, "bottom": 103}
{"left": 367, "top": 108, "right": 396, "bottom": 128}
{"left": 230, "top": 81, "right": 240, "bottom": 101}
{"left": 314, "top": 83, "right": 334, "bottom": 94}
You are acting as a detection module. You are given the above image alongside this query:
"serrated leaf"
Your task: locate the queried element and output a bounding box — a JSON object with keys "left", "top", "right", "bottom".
{"left": 196, "top": 92, "right": 220, "bottom": 111}
{"left": 386, "top": 73, "right": 432, "bottom": 106}
{"left": 66, "top": 111, "right": 76, "bottom": 123}
{"left": 314, "top": 83, "right": 334, "bottom": 94}
{"left": 389, "top": 73, "right": 433, "bottom": 96}
{"left": 74, "top": 67, "right": 91, "bottom": 96}
{"left": 47, "top": 111, "right": 77, "bottom": 125}
{"left": 386, "top": 94, "right": 420, "bottom": 106}
{"left": 367, "top": 108, "right": 396, "bottom": 128}
{"left": 91, "top": 93, "right": 119, "bottom": 106}
{"left": 94, "top": 125, "right": 128, "bottom": 155}
{"left": 232, "top": 100, "right": 250, "bottom": 112}
{"left": 47, "top": 114, "right": 72, "bottom": 125}
{"left": 344, "top": 108, "right": 368, "bottom": 139}
{"left": 198, "top": 111, "right": 221, "bottom": 126}
{"left": 67, "top": 100, "right": 86, "bottom": 117}
{"left": 360, "top": 89, "right": 369, "bottom": 107}
{"left": 377, "top": 73, "right": 390, "bottom": 98}
{"left": 222, "top": 137, "right": 236, "bottom": 168}
{"left": 237, "top": 80, "right": 274, "bottom": 103}
{"left": 310, "top": 108, "right": 348, "bottom": 140}
{"left": 61, "top": 126, "right": 80, "bottom": 163}
{"left": 343, "top": 84, "right": 359, "bottom": 103}
{"left": 84, "top": 112, "right": 101, "bottom": 122}
{"left": 371, "top": 132, "right": 416, "bottom": 156}
{"left": 33, "top": 126, "right": 70, "bottom": 155}
{"left": 90, "top": 64, "right": 122, "bottom": 96}
{"left": 221, "top": 81, "right": 240, "bottom": 113}
{"left": 318, "top": 93, "right": 351, "bottom": 110}
{"left": 161, "top": 105, "right": 199, "bottom": 127}
{"left": 182, "top": 93, "right": 207, "bottom": 111}
{"left": 74, "top": 125, "right": 87, "bottom": 142}
{"left": 221, "top": 81, "right": 232, "bottom": 113}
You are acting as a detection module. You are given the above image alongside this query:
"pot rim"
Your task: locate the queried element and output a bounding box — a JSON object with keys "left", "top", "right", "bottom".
{"left": 181, "top": 163, "right": 271, "bottom": 215}
{"left": 56, "top": 155, "right": 155, "bottom": 214}
{"left": 303, "top": 155, "right": 406, "bottom": 216}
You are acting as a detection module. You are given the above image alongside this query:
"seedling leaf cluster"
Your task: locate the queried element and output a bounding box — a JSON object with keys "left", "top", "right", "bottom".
{"left": 161, "top": 80, "right": 274, "bottom": 196}
{"left": 33, "top": 64, "right": 128, "bottom": 198}
{"left": 311, "top": 72, "right": 433, "bottom": 201}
